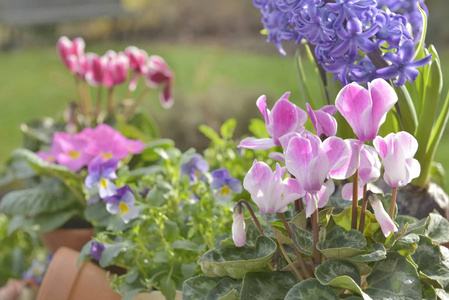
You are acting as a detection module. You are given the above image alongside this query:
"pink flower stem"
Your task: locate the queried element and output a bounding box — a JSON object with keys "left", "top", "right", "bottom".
{"left": 358, "top": 185, "right": 369, "bottom": 233}
{"left": 390, "top": 187, "right": 398, "bottom": 219}
{"left": 311, "top": 209, "right": 321, "bottom": 265}
{"left": 351, "top": 169, "right": 359, "bottom": 230}
{"left": 294, "top": 199, "right": 303, "bottom": 212}
{"left": 107, "top": 87, "right": 115, "bottom": 115}
{"left": 237, "top": 199, "right": 264, "bottom": 236}
{"left": 125, "top": 87, "right": 151, "bottom": 120}
{"left": 278, "top": 212, "right": 313, "bottom": 279}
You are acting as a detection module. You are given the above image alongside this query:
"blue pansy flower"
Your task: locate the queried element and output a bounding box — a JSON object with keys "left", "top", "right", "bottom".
{"left": 90, "top": 241, "right": 105, "bottom": 261}
{"left": 180, "top": 153, "right": 209, "bottom": 182}
{"left": 210, "top": 169, "right": 243, "bottom": 201}
{"left": 103, "top": 185, "right": 139, "bottom": 223}
{"left": 22, "top": 259, "right": 46, "bottom": 286}
{"left": 85, "top": 157, "right": 118, "bottom": 199}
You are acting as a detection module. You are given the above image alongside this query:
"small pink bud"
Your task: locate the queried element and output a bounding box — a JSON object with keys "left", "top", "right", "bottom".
{"left": 232, "top": 206, "right": 246, "bottom": 247}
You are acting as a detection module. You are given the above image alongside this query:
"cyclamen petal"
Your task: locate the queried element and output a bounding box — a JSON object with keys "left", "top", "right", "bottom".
{"left": 370, "top": 197, "right": 398, "bottom": 237}
{"left": 232, "top": 209, "right": 246, "bottom": 247}
{"left": 306, "top": 103, "right": 338, "bottom": 138}
{"left": 238, "top": 137, "right": 277, "bottom": 150}
{"left": 330, "top": 139, "right": 364, "bottom": 180}
{"left": 335, "top": 79, "right": 397, "bottom": 142}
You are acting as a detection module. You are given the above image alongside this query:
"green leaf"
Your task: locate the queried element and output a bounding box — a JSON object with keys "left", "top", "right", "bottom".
{"left": 406, "top": 216, "right": 430, "bottom": 235}
{"left": 33, "top": 208, "right": 81, "bottom": 232}
{"left": 332, "top": 206, "right": 380, "bottom": 237}
{"left": 240, "top": 271, "right": 297, "bottom": 300}
{"left": 163, "top": 220, "right": 180, "bottom": 243}
{"left": 290, "top": 223, "right": 313, "bottom": 256}
{"left": 199, "top": 125, "right": 223, "bottom": 144}
{"left": 284, "top": 278, "right": 339, "bottom": 300}
{"left": 183, "top": 276, "right": 239, "bottom": 300}
{"left": 171, "top": 240, "right": 199, "bottom": 252}
{"left": 365, "top": 252, "right": 422, "bottom": 300}
{"left": 181, "top": 263, "right": 198, "bottom": 281}
{"left": 290, "top": 210, "right": 307, "bottom": 229}
{"left": 348, "top": 243, "right": 386, "bottom": 263}
{"left": 127, "top": 165, "right": 166, "bottom": 179}
{"left": 435, "top": 289, "right": 449, "bottom": 300}
{"left": 317, "top": 226, "right": 366, "bottom": 259}
{"left": 414, "top": 3, "right": 428, "bottom": 60}
{"left": 126, "top": 112, "right": 160, "bottom": 139}
{"left": 411, "top": 236, "right": 449, "bottom": 288}
{"left": 421, "top": 280, "right": 437, "bottom": 300}
{"left": 248, "top": 119, "right": 269, "bottom": 139}
{"left": 198, "top": 236, "right": 277, "bottom": 279}
{"left": 206, "top": 277, "right": 241, "bottom": 300}
{"left": 315, "top": 259, "right": 360, "bottom": 285}
{"left": 394, "top": 85, "right": 418, "bottom": 134}
{"left": 0, "top": 178, "right": 79, "bottom": 216}
{"left": 220, "top": 119, "right": 236, "bottom": 140}
{"left": 84, "top": 202, "right": 111, "bottom": 227}
{"left": 160, "top": 276, "right": 177, "bottom": 300}
{"left": 77, "top": 240, "right": 94, "bottom": 265}
{"left": 425, "top": 213, "right": 449, "bottom": 244}
{"left": 99, "top": 242, "right": 133, "bottom": 268}
{"left": 6, "top": 215, "right": 32, "bottom": 235}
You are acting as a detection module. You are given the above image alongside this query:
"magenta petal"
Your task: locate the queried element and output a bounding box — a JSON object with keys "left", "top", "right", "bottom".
{"left": 307, "top": 103, "right": 337, "bottom": 137}
{"left": 335, "top": 82, "right": 371, "bottom": 141}
{"left": 284, "top": 136, "right": 314, "bottom": 183}
{"left": 256, "top": 95, "right": 269, "bottom": 125}
{"left": 271, "top": 99, "right": 307, "bottom": 144}
{"left": 238, "top": 137, "right": 277, "bottom": 150}
{"left": 159, "top": 83, "right": 174, "bottom": 109}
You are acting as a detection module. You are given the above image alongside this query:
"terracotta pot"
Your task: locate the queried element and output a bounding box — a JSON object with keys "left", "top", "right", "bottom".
{"left": 37, "top": 247, "right": 183, "bottom": 300}
{"left": 40, "top": 228, "right": 94, "bottom": 253}
{"left": 37, "top": 247, "right": 121, "bottom": 300}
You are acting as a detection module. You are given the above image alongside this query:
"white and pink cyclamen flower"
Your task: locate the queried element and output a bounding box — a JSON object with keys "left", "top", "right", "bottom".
{"left": 243, "top": 160, "right": 304, "bottom": 214}
{"left": 374, "top": 131, "right": 421, "bottom": 188}
{"left": 146, "top": 55, "right": 175, "bottom": 109}
{"left": 306, "top": 103, "right": 338, "bottom": 138}
{"left": 57, "top": 36, "right": 88, "bottom": 78}
{"left": 282, "top": 132, "right": 348, "bottom": 217}
{"left": 232, "top": 207, "right": 246, "bottom": 247}
{"left": 238, "top": 93, "right": 307, "bottom": 150}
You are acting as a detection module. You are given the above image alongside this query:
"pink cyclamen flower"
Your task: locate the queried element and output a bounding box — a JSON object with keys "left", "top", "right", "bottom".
{"left": 57, "top": 36, "right": 85, "bottom": 69}
{"left": 146, "top": 55, "right": 174, "bottom": 109}
{"left": 306, "top": 103, "right": 337, "bottom": 138}
{"left": 232, "top": 206, "right": 246, "bottom": 247}
{"left": 341, "top": 145, "right": 382, "bottom": 200}
{"left": 85, "top": 53, "right": 106, "bottom": 86}
{"left": 37, "top": 136, "right": 63, "bottom": 164}
{"left": 102, "top": 51, "right": 130, "bottom": 88}
{"left": 125, "top": 46, "right": 149, "bottom": 91}
{"left": 243, "top": 160, "right": 304, "bottom": 214}
{"left": 283, "top": 133, "right": 348, "bottom": 217}
{"left": 238, "top": 93, "right": 307, "bottom": 150}
{"left": 53, "top": 132, "right": 93, "bottom": 172}
{"left": 373, "top": 131, "right": 420, "bottom": 188}
{"left": 335, "top": 78, "right": 397, "bottom": 142}
{"left": 370, "top": 196, "right": 398, "bottom": 237}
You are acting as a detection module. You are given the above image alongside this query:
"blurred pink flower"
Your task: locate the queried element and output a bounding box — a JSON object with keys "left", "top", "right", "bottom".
{"left": 57, "top": 36, "right": 88, "bottom": 78}
{"left": 102, "top": 51, "right": 130, "bottom": 88}
{"left": 125, "top": 46, "right": 149, "bottom": 91}
{"left": 53, "top": 132, "right": 93, "bottom": 172}
{"left": 146, "top": 55, "right": 174, "bottom": 109}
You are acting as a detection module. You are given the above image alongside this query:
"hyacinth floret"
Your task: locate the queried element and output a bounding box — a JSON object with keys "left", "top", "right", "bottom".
{"left": 255, "top": 0, "right": 431, "bottom": 86}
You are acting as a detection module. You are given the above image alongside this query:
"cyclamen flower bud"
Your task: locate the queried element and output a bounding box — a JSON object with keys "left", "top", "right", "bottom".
{"left": 369, "top": 194, "right": 398, "bottom": 237}
{"left": 232, "top": 204, "right": 246, "bottom": 247}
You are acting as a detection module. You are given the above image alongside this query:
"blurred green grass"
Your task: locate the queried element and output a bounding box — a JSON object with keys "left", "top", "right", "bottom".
{"left": 1, "top": 41, "right": 449, "bottom": 189}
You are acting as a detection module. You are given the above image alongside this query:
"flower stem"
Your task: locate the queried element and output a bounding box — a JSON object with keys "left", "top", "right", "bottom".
{"left": 107, "top": 87, "right": 114, "bottom": 115}
{"left": 278, "top": 212, "right": 313, "bottom": 279}
{"left": 276, "top": 238, "right": 304, "bottom": 281}
{"left": 311, "top": 209, "right": 321, "bottom": 265}
{"left": 390, "top": 187, "right": 398, "bottom": 219}
{"left": 358, "top": 185, "right": 369, "bottom": 233}
{"left": 351, "top": 169, "right": 359, "bottom": 230}
{"left": 237, "top": 199, "right": 264, "bottom": 236}
{"left": 95, "top": 86, "right": 103, "bottom": 118}
{"left": 125, "top": 87, "right": 151, "bottom": 120}
{"left": 294, "top": 199, "right": 303, "bottom": 212}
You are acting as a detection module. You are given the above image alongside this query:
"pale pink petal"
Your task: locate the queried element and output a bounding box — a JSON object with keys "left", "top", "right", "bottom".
{"left": 405, "top": 158, "right": 421, "bottom": 186}
{"left": 373, "top": 135, "right": 389, "bottom": 159}
{"left": 341, "top": 182, "right": 364, "bottom": 201}
{"left": 278, "top": 178, "right": 305, "bottom": 209}
{"left": 238, "top": 137, "right": 277, "bottom": 150}
{"left": 395, "top": 131, "right": 418, "bottom": 158}
{"left": 284, "top": 136, "right": 314, "bottom": 185}
{"left": 321, "top": 105, "right": 337, "bottom": 115}
{"left": 256, "top": 95, "right": 269, "bottom": 127}
{"left": 317, "top": 179, "right": 335, "bottom": 208}
{"left": 271, "top": 99, "right": 307, "bottom": 145}
{"left": 358, "top": 145, "right": 381, "bottom": 184}
{"left": 232, "top": 210, "right": 246, "bottom": 247}
{"left": 306, "top": 151, "right": 330, "bottom": 191}
{"left": 370, "top": 198, "right": 398, "bottom": 237}
{"left": 307, "top": 103, "right": 337, "bottom": 137}
{"left": 268, "top": 151, "right": 285, "bottom": 164}
{"left": 304, "top": 192, "right": 318, "bottom": 218}
{"left": 322, "top": 136, "right": 348, "bottom": 171}
{"left": 329, "top": 139, "right": 363, "bottom": 180}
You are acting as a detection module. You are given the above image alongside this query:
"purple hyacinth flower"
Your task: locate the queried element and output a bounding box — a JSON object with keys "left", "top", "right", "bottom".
{"left": 103, "top": 185, "right": 139, "bottom": 224}
{"left": 91, "top": 241, "right": 105, "bottom": 261}
{"left": 85, "top": 156, "right": 118, "bottom": 199}
{"left": 210, "top": 169, "right": 243, "bottom": 201}
{"left": 180, "top": 154, "right": 209, "bottom": 182}
{"left": 376, "top": 40, "right": 432, "bottom": 86}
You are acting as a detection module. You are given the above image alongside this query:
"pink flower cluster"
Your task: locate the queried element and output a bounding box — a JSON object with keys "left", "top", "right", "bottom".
{"left": 37, "top": 124, "right": 145, "bottom": 172}
{"left": 57, "top": 36, "right": 174, "bottom": 108}
{"left": 234, "top": 79, "right": 421, "bottom": 246}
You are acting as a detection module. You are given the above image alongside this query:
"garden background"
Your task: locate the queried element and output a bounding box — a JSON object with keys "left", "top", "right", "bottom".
{"left": 1, "top": 0, "right": 449, "bottom": 188}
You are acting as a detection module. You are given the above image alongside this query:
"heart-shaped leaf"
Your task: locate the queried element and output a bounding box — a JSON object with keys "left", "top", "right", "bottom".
{"left": 317, "top": 226, "right": 366, "bottom": 259}
{"left": 240, "top": 271, "right": 297, "bottom": 300}
{"left": 284, "top": 279, "right": 339, "bottom": 300}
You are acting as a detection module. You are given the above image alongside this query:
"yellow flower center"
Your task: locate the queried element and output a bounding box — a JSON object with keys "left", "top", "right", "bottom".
{"left": 100, "top": 152, "right": 113, "bottom": 160}
{"left": 46, "top": 156, "right": 55, "bottom": 163}
{"left": 100, "top": 178, "right": 108, "bottom": 188}
{"left": 195, "top": 170, "right": 200, "bottom": 178}
{"left": 69, "top": 150, "right": 81, "bottom": 159}
{"left": 33, "top": 268, "right": 40, "bottom": 276}
{"left": 120, "top": 202, "right": 129, "bottom": 215}
{"left": 219, "top": 186, "right": 230, "bottom": 196}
